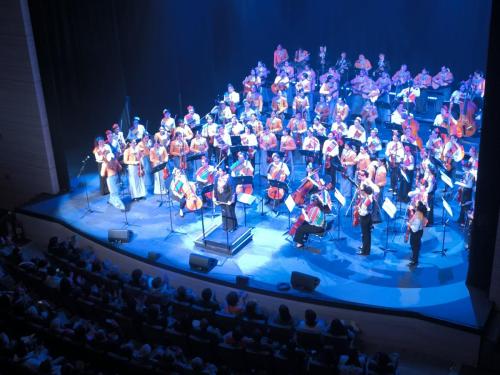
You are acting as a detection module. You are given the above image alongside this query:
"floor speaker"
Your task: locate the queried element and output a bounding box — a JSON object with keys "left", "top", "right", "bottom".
{"left": 108, "top": 229, "right": 132, "bottom": 243}
{"left": 291, "top": 271, "right": 320, "bottom": 292}
{"left": 189, "top": 253, "right": 217, "bottom": 272}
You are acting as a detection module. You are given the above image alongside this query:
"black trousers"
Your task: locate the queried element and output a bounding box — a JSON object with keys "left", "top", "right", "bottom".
{"left": 398, "top": 169, "right": 413, "bottom": 202}
{"left": 294, "top": 223, "right": 324, "bottom": 245}
{"left": 427, "top": 192, "right": 435, "bottom": 226}
{"left": 458, "top": 188, "right": 473, "bottom": 224}
{"left": 97, "top": 163, "right": 109, "bottom": 195}
{"left": 389, "top": 164, "right": 400, "bottom": 191}
{"left": 360, "top": 214, "right": 372, "bottom": 254}
{"left": 410, "top": 229, "right": 423, "bottom": 263}
{"left": 221, "top": 203, "right": 237, "bottom": 231}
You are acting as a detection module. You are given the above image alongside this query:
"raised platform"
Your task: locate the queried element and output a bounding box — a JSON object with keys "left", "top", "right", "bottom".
{"left": 194, "top": 224, "right": 253, "bottom": 255}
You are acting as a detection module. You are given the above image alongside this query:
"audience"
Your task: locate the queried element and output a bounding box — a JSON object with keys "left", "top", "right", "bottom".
{"left": 297, "top": 308, "right": 326, "bottom": 332}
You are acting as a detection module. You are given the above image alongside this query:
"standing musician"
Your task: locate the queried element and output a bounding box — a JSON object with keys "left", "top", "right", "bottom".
{"left": 433, "top": 105, "right": 453, "bottom": 130}
{"left": 214, "top": 125, "right": 232, "bottom": 166}
{"left": 184, "top": 105, "right": 201, "bottom": 128}
{"left": 354, "top": 54, "right": 372, "bottom": 73}
{"left": 355, "top": 146, "right": 371, "bottom": 174}
{"left": 228, "top": 115, "right": 244, "bottom": 136}
{"left": 201, "top": 115, "right": 218, "bottom": 164}
{"left": 258, "top": 127, "right": 278, "bottom": 177}
{"left": 273, "top": 44, "right": 289, "bottom": 70}
{"left": 449, "top": 83, "right": 467, "bottom": 122}
{"left": 292, "top": 91, "right": 310, "bottom": 117}
{"left": 271, "top": 90, "right": 289, "bottom": 117}
{"left": 239, "top": 100, "right": 255, "bottom": 124}
{"left": 247, "top": 113, "right": 263, "bottom": 137}
{"left": 366, "top": 128, "right": 382, "bottom": 157}
{"left": 331, "top": 114, "right": 348, "bottom": 136}
{"left": 137, "top": 134, "right": 153, "bottom": 191}
{"left": 101, "top": 151, "right": 125, "bottom": 211}
{"left": 154, "top": 126, "right": 170, "bottom": 148}
{"left": 105, "top": 130, "right": 121, "bottom": 157}
{"left": 468, "top": 70, "right": 485, "bottom": 108}
{"left": 373, "top": 158, "right": 388, "bottom": 216}
{"left": 195, "top": 156, "right": 216, "bottom": 204}
{"left": 358, "top": 169, "right": 381, "bottom": 223}
{"left": 111, "top": 123, "right": 127, "bottom": 153}
{"left": 214, "top": 169, "right": 238, "bottom": 232}
{"left": 169, "top": 132, "right": 190, "bottom": 170}
{"left": 334, "top": 97, "right": 350, "bottom": 122}
{"left": 282, "top": 60, "right": 295, "bottom": 79}
{"left": 399, "top": 146, "right": 415, "bottom": 202}
{"left": 190, "top": 131, "right": 209, "bottom": 173}
{"left": 322, "top": 132, "right": 340, "bottom": 187}
{"left": 294, "top": 48, "right": 310, "bottom": 70}
{"left": 311, "top": 117, "right": 327, "bottom": 137}
{"left": 426, "top": 128, "right": 444, "bottom": 160}
{"left": 174, "top": 119, "right": 194, "bottom": 141}
{"left": 160, "top": 109, "right": 175, "bottom": 134}
{"left": 246, "top": 85, "right": 263, "bottom": 114}
{"left": 340, "top": 142, "right": 357, "bottom": 199}
{"left": 150, "top": 141, "right": 169, "bottom": 195}
{"left": 319, "top": 78, "right": 339, "bottom": 116}
{"left": 405, "top": 201, "right": 428, "bottom": 267}
{"left": 385, "top": 133, "right": 404, "bottom": 193}
{"left": 93, "top": 137, "right": 112, "bottom": 195}
{"left": 287, "top": 112, "right": 308, "bottom": 146}
{"left": 266, "top": 153, "right": 290, "bottom": 204}
{"left": 347, "top": 117, "right": 367, "bottom": 143}
{"left": 255, "top": 61, "right": 270, "bottom": 83}
{"left": 170, "top": 168, "right": 189, "bottom": 217}
{"left": 224, "top": 84, "right": 240, "bottom": 111}
{"left": 391, "top": 64, "right": 412, "bottom": 91}
{"left": 240, "top": 125, "right": 259, "bottom": 166}
{"left": 230, "top": 152, "right": 254, "bottom": 194}
{"left": 127, "top": 116, "right": 146, "bottom": 142}
{"left": 315, "top": 95, "right": 330, "bottom": 124}
{"left": 457, "top": 166, "right": 475, "bottom": 227}
{"left": 372, "top": 53, "right": 391, "bottom": 78}
{"left": 413, "top": 68, "right": 432, "bottom": 89}
{"left": 361, "top": 101, "right": 378, "bottom": 132}
{"left": 266, "top": 111, "right": 283, "bottom": 134}
{"left": 292, "top": 194, "right": 327, "bottom": 248}
{"left": 243, "top": 69, "right": 261, "bottom": 94}
{"left": 334, "top": 51, "right": 351, "bottom": 82}
{"left": 408, "top": 180, "right": 429, "bottom": 218}
{"left": 123, "top": 139, "right": 146, "bottom": 201}
{"left": 280, "top": 129, "right": 297, "bottom": 173}
{"left": 272, "top": 70, "right": 290, "bottom": 95}
{"left": 356, "top": 185, "right": 374, "bottom": 256}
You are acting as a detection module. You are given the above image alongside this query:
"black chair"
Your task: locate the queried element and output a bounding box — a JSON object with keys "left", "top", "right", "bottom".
{"left": 307, "top": 220, "right": 334, "bottom": 244}
{"left": 190, "top": 304, "right": 214, "bottom": 321}
{"left": 170, "top": 300, "right": 193, "bottom": 320}
{"left": 188, "top": 334, "right": 213, "bottom": 361}
{"left": 240, "top": 317, "right": 267, "bottom": 336}
{"left": 268, "top": 321, "right": 294, "bottom": 344}
{"left": 216, "top": 343, "right": 245, "bottom": 371}
{"left": 322, "top": 332, "right": 350, "bottom": 355}
{"left": 213, "top": 311, "right": 239, "bottom": 333}
{"left": 273, "top": 351, "right": 306, "bottom": 374}
{"left": 296, "top": 328, "right": 323, "bottom": 351}
{"left": 164, "top": 327, "right": 188, "bottom": 351}
{"left": 114, "top": 313, "right": 138, "bottom": 337}
{"left": 245, "top": 348, "right": 273, "bottom": 372}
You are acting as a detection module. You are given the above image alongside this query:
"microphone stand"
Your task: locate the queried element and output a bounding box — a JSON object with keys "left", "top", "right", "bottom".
{"left": 78, "top": 156, "right": 102, "bottom": 218}
{"left": 164, "top": 189, "right": 186, "bottom": 240}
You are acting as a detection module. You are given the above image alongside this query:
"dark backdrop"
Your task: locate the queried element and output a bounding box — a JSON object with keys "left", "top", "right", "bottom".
{"left": 28, "top": 0, "right": 496, "bottom": 290}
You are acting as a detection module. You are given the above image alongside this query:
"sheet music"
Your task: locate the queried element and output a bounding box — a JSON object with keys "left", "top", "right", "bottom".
{"left": 442, "top": 198, "right": 453, "bottom": 217}
{"left": 237, "top": 193, "right": 256, "bottom": 205}
{"left": 285, "top": 194, "right": 296, "bottom": 213}
{"left": 400, "top": 169, "right": 409, "bottom": 183}
{"left": 382, "top": 197, "right": 397, "bottom": 219}
{"left": 334, "top": 188, "right": 346, "bottom": 207}
{"left": 440, "top": 171, "right": 453, "bottom": 188}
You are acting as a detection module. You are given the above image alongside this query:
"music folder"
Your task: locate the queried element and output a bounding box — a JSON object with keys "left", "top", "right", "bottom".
{"left": 334, "top": 188, "right": 346, "bottom": 207}
{"left": 382, "top": 197, "right": 397, "bottom": 219}
{"left": 237, "top": 193, "right": 256, "bottom": 206}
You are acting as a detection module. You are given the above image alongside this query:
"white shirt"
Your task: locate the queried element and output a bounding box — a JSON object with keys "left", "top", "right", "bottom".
{"left": 127, "top": 124, "right": 146, "bottom": 140}
{"left": 347, "top": 125, "right": 366, "bottom": 143}
{"left": 322, "top": 139, "right": 339, "bottom": 157}
{"left": 385, "top": 141, "right": 404, "bottom": 163}
{"left": 391, "top": 110, "right": 405, "bottom": 125}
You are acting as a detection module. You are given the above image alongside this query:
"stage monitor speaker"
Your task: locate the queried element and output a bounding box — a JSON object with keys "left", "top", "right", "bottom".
{"left": 189, "top": 253, "right": 217, "bottom": 272}
{"left": 108, "top": 229, "right": 132, "bottom": 243}
{"left": 236, "top": 275, "right": 249, "bottom": 289}
{"left": 147, "top": 251, "right": 160, "bottom": 261}
{"left": 291, "top": 271, "right": 320, "bottom": 292}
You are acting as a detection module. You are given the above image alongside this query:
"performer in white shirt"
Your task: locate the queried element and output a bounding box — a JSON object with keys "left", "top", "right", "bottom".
{"left": 347, "top": 117, "right": 366, "bottom": 143}
{"left": 385, "top": 133, "right": 404, "bottom": 192}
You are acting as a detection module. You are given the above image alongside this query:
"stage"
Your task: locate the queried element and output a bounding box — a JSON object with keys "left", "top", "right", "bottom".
{"left": 17, "top": 170, "right": 491, "bottom": 333}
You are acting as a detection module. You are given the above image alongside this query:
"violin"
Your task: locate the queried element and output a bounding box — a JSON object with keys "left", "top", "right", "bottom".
{"left": 267, "top": 163, "right": 287, "bottom": 200}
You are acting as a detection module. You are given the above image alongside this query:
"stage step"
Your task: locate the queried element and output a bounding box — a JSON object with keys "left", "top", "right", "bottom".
{"left": 194, "top": 225, "right": 253, "bottom": 255}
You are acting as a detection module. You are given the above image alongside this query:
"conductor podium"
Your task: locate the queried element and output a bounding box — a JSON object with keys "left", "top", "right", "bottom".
{"left": 194, "top": 225, "right": 253, "bottom": 255}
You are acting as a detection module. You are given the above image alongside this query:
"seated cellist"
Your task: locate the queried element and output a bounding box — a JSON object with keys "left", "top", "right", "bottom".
{"left": 266, "top": 153, "right": 290, "bottom": 204}
{"left": 292, "top": 194, "right": 327, "bottom": 248}
{"left": 230, "top": 151, "right": 254, "bottom": 194}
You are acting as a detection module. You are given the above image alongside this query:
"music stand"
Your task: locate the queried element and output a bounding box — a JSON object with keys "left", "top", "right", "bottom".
{"left": 152, "top": 162, "right": 169, "bottom": 207}
{"left": 268, "top": 179, "right": 289, "bottom": 216}
{"left": 299, "top": 149, "right": 319, "bottom": 165}
{"left": 433, "top": 198, "right": 453, "bottom": 256}
{"left": 332, "top": 188, "right": 347, "bottom": 241}
{"left": 201, "top": 184, "right": 219, "bottom": 219}
{"left": 266, "top": 150, "right": 285, "bottom": 159}
{"left": 77, "top": 158, "right": 103, "bottom": 218}
{"left": 164, "top": 192, "right": 187, "bottom": 240}
{"left": 230, "top": 135, "right": 242, "bottom": 146}
{"left": 384, "top": 122, "right": 403, "bottom": 134}
{"left": 186, "top": 153, "right": 204, "bottom": 163}
{"left": 237, "top": 192, "right": 256, "bottom": 227}
{"left": 380, "top": 197, "right": 398, "bottom": 256}
{"left": 284, "top": 194, "right": 296, "bottom": 231}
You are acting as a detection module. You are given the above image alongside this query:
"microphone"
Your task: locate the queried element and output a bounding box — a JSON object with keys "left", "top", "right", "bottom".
{"left": 81, "top": 155, "right": 91, "bottom": 163}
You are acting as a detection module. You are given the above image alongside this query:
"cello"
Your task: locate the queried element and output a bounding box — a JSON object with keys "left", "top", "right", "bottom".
{"left": 183, "top": 174, "right": 203, "bottom": 211}
{"left": 291, "top": 169, "right": 321, "bottom": 205}
{"left": 267, "top": 162, "right": 287, "bottom": 201}
{"left": 289, "top": 202, "right": 315, "bottom": 236}
{"left": 456, "top": 82, "right": 477, "bottom": 137}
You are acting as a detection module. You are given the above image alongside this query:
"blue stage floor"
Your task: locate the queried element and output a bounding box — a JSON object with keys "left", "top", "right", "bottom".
{"left": 19, "top": 172, "right": 491, "bottom": 332}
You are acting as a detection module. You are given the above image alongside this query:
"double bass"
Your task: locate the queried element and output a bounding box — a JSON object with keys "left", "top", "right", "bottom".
{"left": 456, "top": 83, "right": 477, "bottom": 137}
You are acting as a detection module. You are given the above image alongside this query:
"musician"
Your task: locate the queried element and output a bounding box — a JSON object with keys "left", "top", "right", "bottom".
{"left": 359, "top": 169, "right": 381, "bottom": 223}
{"left": 243, "top": 69, "right": 261, "bottom": 93}
{"left": 469, "top": 70, "right": 485, "bottom": 108}
{"left": 312, "top": 117, "right": 327, "bottom": 137}
{"left": 258, "top": 127, "right": 278, "bottom": 177}
{"left": 303, "top": 64, "right": 317, "bottom": 87}
{"left": 287, "top": 112, "right": 308, "bottom": 144}
{"left": 219, "top": 101, "right": 233, "bottom": 124}
{"left": 366, "top": 128, "right": 382, "bottom": 157}
{"left": 375, "top": 71, "right": 392, "bottom": 95}
{"left": 334, "top": 51, "right": 351, "bottom": 81}
{"left": 397, "top": 82, "right": 420, "bottom": 113}
{"left": 93, "top": 137, "right": 112, "bottom": 195}
{"left": 354, "top": 54, "right": 371, "bottom": 73}
{"left": 449, "top": 83, "right": 467, "bottom": 120}
{"left": 391, "top": 64, "right": 412, "bottom": 90}
{"left": 294, "top": 48, "right": 310, "bottom": 69}
{"left": 399, "top": 146, "right": 415, "bottom": 202}
{"left": 224, "top": 84, "right": 240, "bottom": 109}
{"left": 296, "top": 73, "right": 313, "bottom": 111}
{"left": 169, "top": 132, "right": 190, "bottom": 170}
{"left": 174, "top": 119, "right": 194, "bottom": 141}
{"left": 350, "top": 69, "right": 371, "bottom": 94}
{"left": 406, "top": 201, "right": 428, "bottom": 266}
{"left": 355, "top": 146, "right": 371, "bottom": 173}
{"left": 385, "top": 133, "right": 404, "bottom": 192}
{"left": 319, "top": 78, "right": 339, "bottom": 114}
{"left": 137, "top": 133, "right": 153, "bottom": 190}
{"left": 273, "top": 44, "right": 289, "bottom": 70}
{"left": 246, "top": 85, "right": 263, "bottom": 113}
{"left": 457, "top": 167, "right": 475, "bottom": 227}
{"left": 302, "top": 129, "right": 320, "bottom": 166}
{"left": 201, "top": 115, "right": 218, "bottom": 163}
{"left": 184, "top": 105, "right": 201, "bottom": 128}
{"left": 331, "top": 114, "right": 348, "bottom": 136}
{"left": 230, "top": 152, "right": 254, "bottom": 194}
{"left": 255, "top": 61, "right": 270, "bottom": 82}
{"left": 390, "top": 102, "right": 407, "bottom": 125}
{"left": 99, "top": 151, "right": 124, "bottom": 211}
{"left": 334, "top": 97, "right": 349, "bottom": 122}
{"left": 240, "top": 125, "right": 258, "bottom": 166}
{"left": 319, "top": 67, "right": 340, "bottom": 85}
{"left": 228, "top": 115, "right": 244, "bottom": 136}
{"left": 424, "top": 165, "right": 436, "bottom": 226}
{"left": 340, "top": 142, "right": 357, "bottom": 198}
{"left": 111, "top": 123, "right": 126, "bottom": 154}
{"left": 360, "top": 101, "right": 378, "bottom": 132}
{"left": 190, "top": 131, "right": 209, "bottom": 174}
{"left": 127, "top": 116, "right": 146, "bottom": 141}
{"left": 280, "top": 129, "right": 297, "bottom": 173}
{"left": 323, "top": 132, "right": 339, "bottom": 187}
{"left": 170, "top": 168, "right": 188, "bottom": 217}
{"left": 433, "top": 105, "right": 452, "bottom": 129}
{"left": 195, "top": 156, "right": 216, "bottom": 204}
{"left": 373, "top": 53, "right": 390, "bottom": 78}
{"left": 214, "top": 125, "right": 232, "bottom": 165}
{"left": 247, "top": 113, "right": 263, "bottom": 137}
{"left": 123, "top": 139, "right": 146, "bottom": 201}
{"left": 150, "top": 141, "right": 169, "bottom": 195}
{"left": 273, "top": 70, "right": 290, "bottom": 93}
{"left": 408, "top": 181, "right": 429, "bottom": 219}
{"left": 105, "top": 130, "right": 121, "bottom": 157}
{"left": 293, "top": 194, "right": 326, "bottom": 248}
{"left": 401, "top": 127, "right": 420, "bottom": 151}
{"left": 160, "top": 109, "right": 175, "bottom": 134}
{"left": 267, "top": 153, "right": 290, "bottom": 203}
{"left": 292, "top": 90, "right": 310, "bottom": 117}
{"left": 154, "top": 126, "right": 170, "bottom": 148}
{"left": 239, "top": 100, "right": 255, "bottom": 124}
{"left": 357, "top": 185, "right": 374, "bottom": 256}
{"left": 282, "top": 60, "right": 294, "bottom": 79}
{"left": 413, "top": 68, "right": 432, "bottom": 89}
{"left": 214, "top": 169, "right": 237, "bottom": 232}
{"left": 271, "top": 90, "right": 289, "bottom": 117}
{"left": 347, "top": 117, "right": 366, "bottom": 143}
{"left": 373, "top": 158, "right": 388, "bottom": 212}
{"left": 266, "top": 111, "right": 283, "bottom": 134}
{"left": 441, "top": 134, "right": 464, "bottom": 172}
{"left": 432, "top": 66, "right": 454, "bottom": 89}
{"left": 314, "top": 95, "right": 330, "bottom": 124}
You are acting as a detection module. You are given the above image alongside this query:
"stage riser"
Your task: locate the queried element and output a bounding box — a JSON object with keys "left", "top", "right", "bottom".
{"left": 16, "top": 213, "right": 482, "bottom": 366}
{"left": 195, "top": 227, "right": 253, "bottom": 255}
